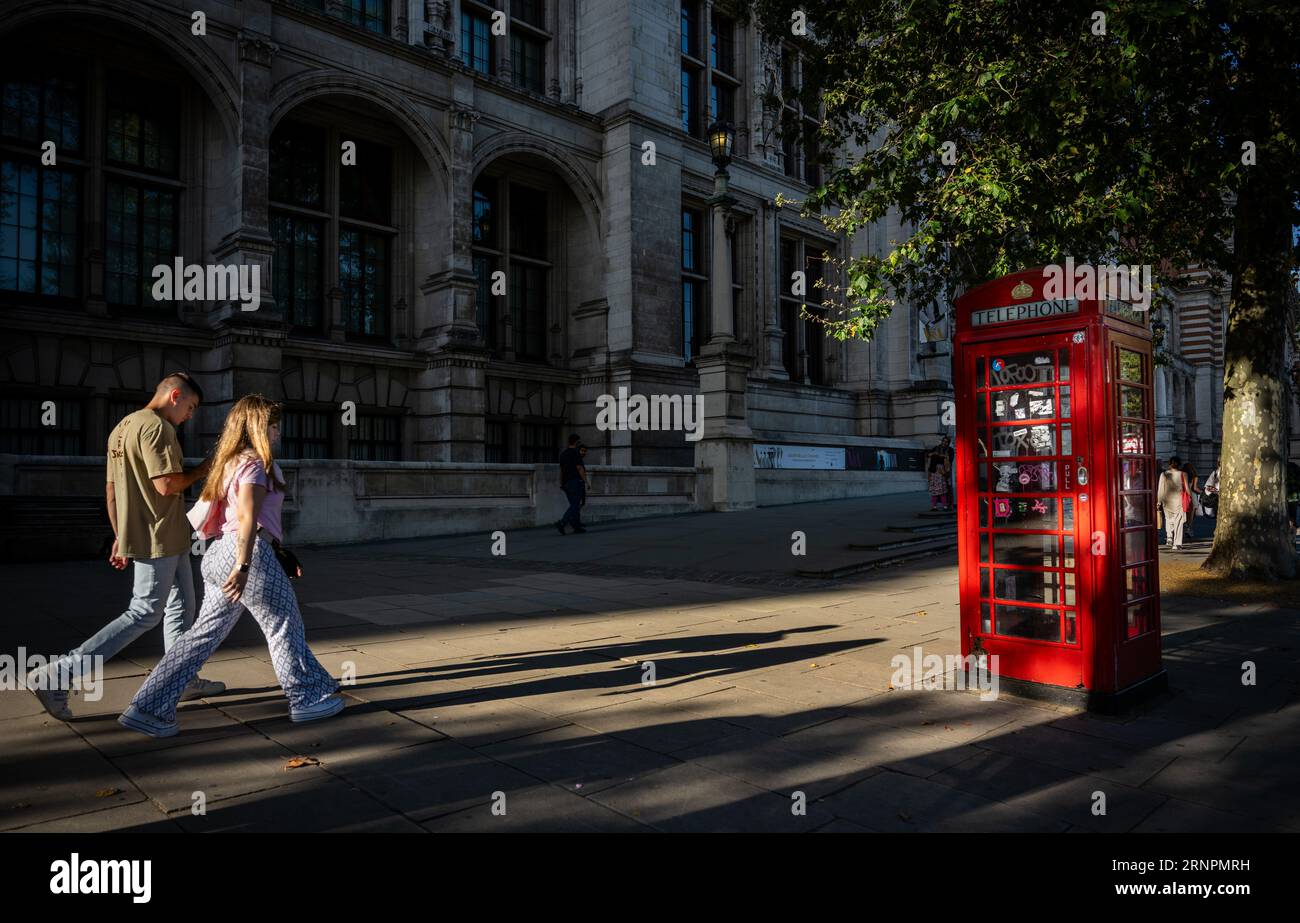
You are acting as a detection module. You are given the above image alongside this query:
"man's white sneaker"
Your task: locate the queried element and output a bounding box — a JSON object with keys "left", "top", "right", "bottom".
{"left": 290, "top": 695, "right": 345, "bottom": 723}
{"left": 179, "top": 676, "right": 227, "bottom": 701}
{"left": 25, "top": 667, "right": 72, "bottom": 721}
{"left": 118, "top": 704, "right": 179, "bottom": 738}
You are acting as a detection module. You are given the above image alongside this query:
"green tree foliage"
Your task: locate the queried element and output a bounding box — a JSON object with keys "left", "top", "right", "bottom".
{"left": 755, "top": 0, "right": 1299, "bottom": 577}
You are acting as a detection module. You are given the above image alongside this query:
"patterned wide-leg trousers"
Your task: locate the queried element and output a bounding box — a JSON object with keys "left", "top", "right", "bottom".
{"left": 129, "top": 533, "right": 339, "bottom": 723}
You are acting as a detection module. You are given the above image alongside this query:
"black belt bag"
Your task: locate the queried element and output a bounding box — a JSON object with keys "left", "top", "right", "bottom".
{"left": 258, "top": 527, "right": 302, "bottom": 579}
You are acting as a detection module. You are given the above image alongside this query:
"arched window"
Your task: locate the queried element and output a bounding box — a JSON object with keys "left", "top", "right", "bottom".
{"left": 270, "top": 120, "right": 395, "bottom": 340}
{"left": 471, "top": 174, "right": 551, "bottom": 362}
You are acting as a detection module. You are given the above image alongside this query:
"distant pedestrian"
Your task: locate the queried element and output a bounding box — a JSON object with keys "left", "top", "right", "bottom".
{"left": 555, "top": 434, "right": 587, "bottom": 535}
{"left": 1203, "top": 466, "right": 1220, "bottom": 518}
{"left": 1157, "top": 456, "right": 1190, "bottom": 550}
{"left": 1183, "top": 463, "right": 1202, "bottom": 538}
{"left": 926, "top": 436, "right": 952, "bottom": 511}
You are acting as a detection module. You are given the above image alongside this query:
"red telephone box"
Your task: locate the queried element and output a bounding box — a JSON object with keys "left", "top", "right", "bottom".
{"left": 952, "top": 268, "right": 1166, "bottom": 712}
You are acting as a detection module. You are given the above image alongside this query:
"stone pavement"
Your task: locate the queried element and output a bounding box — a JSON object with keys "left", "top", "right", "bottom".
{"left": 2, "top": 492, "right": 1297, "bottom": 832}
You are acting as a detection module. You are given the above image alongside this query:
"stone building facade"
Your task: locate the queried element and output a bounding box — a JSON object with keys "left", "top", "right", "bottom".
{"left": 0, "top": 0, "right": 947, "bottom": 523}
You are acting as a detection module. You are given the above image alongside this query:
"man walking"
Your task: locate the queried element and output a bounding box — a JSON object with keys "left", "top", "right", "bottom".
{"left": 554, "top": 433, "right": 587, "bottom": 535}
{"left": 26, "top": 372, "right": 226, "bottom": 718}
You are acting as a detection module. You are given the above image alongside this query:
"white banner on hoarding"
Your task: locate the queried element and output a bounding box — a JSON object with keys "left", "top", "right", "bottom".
{"left": 754, "top": 444, "right": 846, "bottom": 470}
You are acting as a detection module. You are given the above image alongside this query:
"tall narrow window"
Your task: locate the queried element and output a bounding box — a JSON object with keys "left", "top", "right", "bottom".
{"left": 511, "top": 33, "right": 546, "bottom": 94}
{"left": 269, "top": 124, "right": 394, "bottom": 341}
{"left": 680, "top": 2, "right": 704, "bottom": 137}
{"left": 472, "top": 176, "right": 499, "bottom": 347}
{"left": 0, "top": 161, "right": 80, "bottom": 298}
{"left": 104, "top": 74, "right": 180, "bottom": 309}
{"left": 349, "top": 412, "right": 401, "bottom": 461}
{"left": 270, "top": 122, "right": 326, "bottom": 331}
{"left": 778, "top": 235, "right": 833, "bottom": 383}
{"left": 682, "top": 206, "right": 707, "bottom": 361}
{"left": 461, "top": 6, "right": 494, "bottom": 75}
{"left": 508, "top": 183, "right": 548, "bottom": 360}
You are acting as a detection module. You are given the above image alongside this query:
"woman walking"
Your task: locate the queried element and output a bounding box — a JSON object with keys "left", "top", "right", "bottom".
{"left": 119, "top": 395, "right": 342, "bottom": 737}
{"left": 1157, "top": 456, "right": 1190, "bottom": 551}
{"left": 926, "top": 438, "right": 951, "bottom": 511}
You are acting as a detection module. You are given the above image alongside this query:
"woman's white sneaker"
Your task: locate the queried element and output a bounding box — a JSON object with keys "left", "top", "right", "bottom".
{"left": 118, "top": 704, "right": 178, "bottom": 738}
{"left": 290, "top": 695, "right": 345, "bottom": 723}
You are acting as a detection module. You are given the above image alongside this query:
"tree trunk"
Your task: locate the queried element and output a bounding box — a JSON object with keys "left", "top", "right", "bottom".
{"left": 1201, "top": 172, "right": 1296, "bottom": 579}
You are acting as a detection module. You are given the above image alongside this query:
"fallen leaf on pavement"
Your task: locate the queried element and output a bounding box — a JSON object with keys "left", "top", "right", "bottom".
{"left": 285, "top": 756, "right": 321, "bottom": 771}
{"left": 95, "top": 788, "right": 120, "bottom": 798}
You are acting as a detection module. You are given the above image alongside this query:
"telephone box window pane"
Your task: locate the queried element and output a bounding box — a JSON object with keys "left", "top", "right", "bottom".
{"left": 978, "top": 464, "right": 990, "bottom": 492}
{"left": 991, "top": 461, "right": 1056, "bottom": 493}
{"left": 1063, "top": 535, "right": 1075, "bottom": 567}
{"left": 1118, "top": 348, "right": 1146, "bottom": 384}
{"left": 1064, "top": 572, "right": 1076, "bottom": 605}
{"left": 990, "top": 495, "right": 1057, "bottom": 530}
{"left": 1125, "top": 564, "right": 1154, "bottom": 600}
{"left": 980, "top": 602, "right": 991, "bottom": 633}
{"left": 975, "top": 357, "right": 985, "bottom": 388}
{"left": 1119, "top": 422, "right": 1147, "bottom": 454}
{"left": 1120, "top": 385, "right": 1145, "bottom": 418}
{"left": 995, "top": 568, "right": 1068, "bottom": 605}
{"left": 1126, "top": 600, "right": 1152, "bottom": 639}
{"left": 979, "top": 498, "right": 989, "bottom": 526}
{"left": 993, "top": 533, "right": 1062, "bottom": 568}
{"left": 1065, "top": 610, "right": 1077, "bottom": 644}
{"left": 1059, "top": 386, "right": 1071, "bottom": 418}
{"left": 977, "top": 430, "right": 989, "bottom": 457}
{"left": 1060, "top": 424, "right": 1072, "bottom": 455}
{"left": 976, "top": 394, "right": 987, "bottom": 423}
{"left": 991, "top": 387, "right": 1055, "bottom": 422}
{"left": 980, "top": 567, "right": 989, "bottom": 598}
{"left": 1123, "top": 530, "right": 1148, "bottom": 564}
{"left": 1121, "top": 494, "right": 1151, "bottom": 526}
{"left": 996, "top": 604, "right": 1061, "bottom": 642}
{"left": 1057, "top": 348, "right": 1070, "bottom": 381}
{"left": 1062, "top": 498, "right": 1074, "bottom": 528}
{"left": 989, "top": 351, "right": 1054, "bottom": 387}
{"left": 991, "top": 424, "right": 1056, "bottom": 457}
{"left": 979, "top": 534, "right": 989, "bottom": 562}
{"left": 1121, "top": 459, "right": 1147, "bottom": 490}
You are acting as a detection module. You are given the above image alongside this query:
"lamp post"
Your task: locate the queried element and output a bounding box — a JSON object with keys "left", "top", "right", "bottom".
{"left": 706, "top": 120, "right": 736, "bottom": 343}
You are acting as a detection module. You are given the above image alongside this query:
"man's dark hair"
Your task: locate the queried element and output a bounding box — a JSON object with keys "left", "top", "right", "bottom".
{"left": 1168, "top": 456, "right": 1182, "bottom": 468}
{"left": 568, "top": 433, "right": 580, "bottom": 446}
{"left": 157, "top": 371, "right": 204, "bottom": 403}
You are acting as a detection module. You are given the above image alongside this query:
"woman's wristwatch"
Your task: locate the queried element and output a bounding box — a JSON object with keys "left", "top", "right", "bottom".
{"left": 237, "top": 561, "right": 251, "bottom": 573}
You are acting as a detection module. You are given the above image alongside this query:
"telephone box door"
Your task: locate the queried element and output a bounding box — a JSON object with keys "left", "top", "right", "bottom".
{"left": 959, "top": 332, "right": 1096, "bottom": 688}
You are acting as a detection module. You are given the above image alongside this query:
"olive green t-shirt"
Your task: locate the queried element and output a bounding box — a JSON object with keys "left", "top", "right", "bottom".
{"left": 106, "top": 410, "right": 190, "bottom": 559}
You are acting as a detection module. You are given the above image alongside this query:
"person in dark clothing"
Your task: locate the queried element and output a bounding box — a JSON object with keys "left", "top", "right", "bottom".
{"left": 555, "top": 434, "right": 587, "bottom": 535}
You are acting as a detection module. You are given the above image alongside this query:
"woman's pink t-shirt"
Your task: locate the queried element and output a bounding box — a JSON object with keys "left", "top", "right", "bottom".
{"left": 220, "top": 454, "right": 286, "bottom": 542}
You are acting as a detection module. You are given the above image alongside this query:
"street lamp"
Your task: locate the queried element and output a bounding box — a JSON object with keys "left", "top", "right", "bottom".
{"left": 707, "top": 120, "right": 734, "bottom": 174}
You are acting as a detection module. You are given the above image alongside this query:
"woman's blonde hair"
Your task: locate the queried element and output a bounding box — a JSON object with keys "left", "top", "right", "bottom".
{"left": 200, "top": 394, "right": 285, "bottom": 502}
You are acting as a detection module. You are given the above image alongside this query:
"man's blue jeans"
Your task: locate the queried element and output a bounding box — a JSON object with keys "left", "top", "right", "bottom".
{"left": 560, "top": 479, "right": 585, "bottom": 529}
{"left": 57, "top": 552, "right": 196, "bottom": 671}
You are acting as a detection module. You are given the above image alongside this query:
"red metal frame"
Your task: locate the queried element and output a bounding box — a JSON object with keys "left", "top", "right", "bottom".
{"left": 953, "top": 268, "right": 1162, "bottom": 696}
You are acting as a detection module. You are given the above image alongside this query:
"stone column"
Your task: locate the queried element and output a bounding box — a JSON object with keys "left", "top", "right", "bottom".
{"left": 694, "top": 170, "right": 756, "bottom": 511}
{"left": 211, "top": 32, "right": 278, "bottom": 330}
